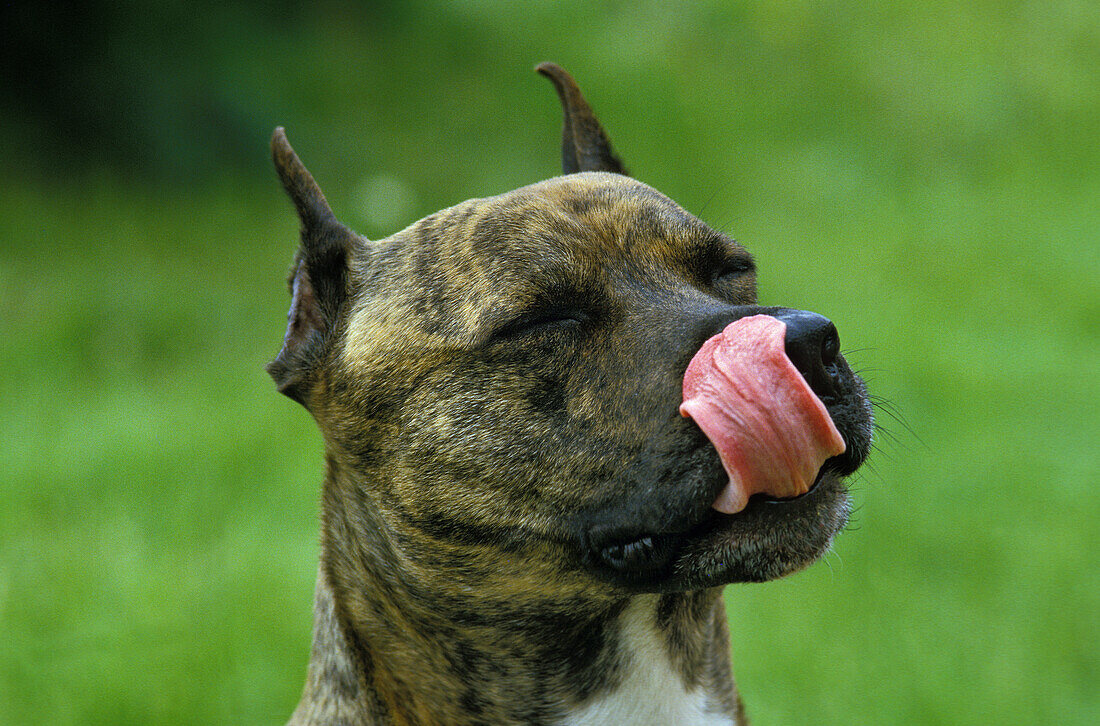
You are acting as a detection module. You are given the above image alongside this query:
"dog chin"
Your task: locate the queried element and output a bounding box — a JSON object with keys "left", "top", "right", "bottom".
{"left": 588, "top": 469, "right": 851, "bottom": 594}
{"left": 661, "top": 470, "right": 851, "bottom": 591}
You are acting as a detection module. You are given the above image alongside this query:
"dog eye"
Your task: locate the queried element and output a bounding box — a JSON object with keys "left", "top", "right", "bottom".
{"left": 712, "top": 259, "right": 754, "bottom": 285}
{"left": 493, "top": 308, "right": 588, "bottom": 339}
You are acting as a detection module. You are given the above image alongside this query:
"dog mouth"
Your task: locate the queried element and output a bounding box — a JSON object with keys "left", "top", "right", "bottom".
{"left": 580, "top": 314, "right": 871, "bottom": 594}
{"left": 585, "top": 315, "right": 863, "bottom": 590}
{"left": 680, "top": 315, "right": 848, "bottom": 515}
{"left": 593, "top": 493, "right": 816, "bottom": 572}
{"left": 587, "top": 464, "right": 843, "bottom": 588}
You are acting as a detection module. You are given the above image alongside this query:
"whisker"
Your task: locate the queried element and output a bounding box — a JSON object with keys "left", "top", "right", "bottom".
{"left": 859, "top": 455, "right": 886, "bottom": 481}
{"left": 869, "top": 395, "right": 927, "bottom": 450}
{"left": 870, "top": 427, "right": 903, "bottom": 453}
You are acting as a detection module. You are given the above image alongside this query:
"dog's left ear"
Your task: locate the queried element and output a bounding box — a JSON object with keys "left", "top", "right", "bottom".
{"left": 536, "top": 62, "right": 629, "bottom": 176}
{"left": 268, "top": 127, "right": 357, "bottom": 407}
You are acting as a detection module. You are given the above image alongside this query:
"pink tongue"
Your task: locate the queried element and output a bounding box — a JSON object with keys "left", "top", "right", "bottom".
{"left": 680, "top": 315, "right": 846, "bottom": 514}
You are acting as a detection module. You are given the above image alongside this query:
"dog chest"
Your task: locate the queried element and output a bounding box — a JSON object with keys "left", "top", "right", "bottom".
{"left": 560, "top": 598, "right": 738, "bottom": 726}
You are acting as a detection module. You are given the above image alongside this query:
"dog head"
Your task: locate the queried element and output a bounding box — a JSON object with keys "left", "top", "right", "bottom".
{"left": 269, "top": 64, "right": 872, "bottom": 597}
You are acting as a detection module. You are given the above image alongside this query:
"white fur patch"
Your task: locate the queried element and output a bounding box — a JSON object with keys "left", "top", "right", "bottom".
{"left": 561, "top": 597, "right": 738, "bottom": 726}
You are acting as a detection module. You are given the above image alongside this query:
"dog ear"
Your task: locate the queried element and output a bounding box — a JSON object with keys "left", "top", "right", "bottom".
{"left": 536, "top": 62, "right": 629, "bottom": 176}
{"left": 268, "top": 127, "right": 356, "bottom": 406}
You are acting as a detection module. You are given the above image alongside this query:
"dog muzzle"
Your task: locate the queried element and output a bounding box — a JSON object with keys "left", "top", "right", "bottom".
{"left": 680, "top": 315, "right": 847, "bottom": 514}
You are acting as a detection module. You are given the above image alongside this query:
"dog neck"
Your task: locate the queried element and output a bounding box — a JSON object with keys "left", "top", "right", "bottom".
{"left": 561, "top": 595, "right": 744, "bottom": 726}
{"left": 288, "top": 468, "right": 746, "bottom": 725}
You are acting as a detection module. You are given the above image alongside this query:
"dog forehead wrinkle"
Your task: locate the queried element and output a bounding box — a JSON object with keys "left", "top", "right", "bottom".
{"left": 484, "top": 172, "right": 699, "bottom": 255}
{"left": 342, "top": 174, "right": 715, "bottom": 362}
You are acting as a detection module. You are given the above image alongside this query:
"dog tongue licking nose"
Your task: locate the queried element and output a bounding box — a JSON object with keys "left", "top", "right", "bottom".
{"left": 680, "top": 315, "right": 846, "bottom": 515}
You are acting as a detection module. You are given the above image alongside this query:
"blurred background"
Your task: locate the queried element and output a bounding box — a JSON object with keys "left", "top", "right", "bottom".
{"left": 1, "top": 1, "right": 1097, "bottom": 723}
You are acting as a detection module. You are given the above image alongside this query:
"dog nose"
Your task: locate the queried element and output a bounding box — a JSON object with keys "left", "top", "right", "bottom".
{"left": 773, "top": 309, "right": 841, "bottom": 397}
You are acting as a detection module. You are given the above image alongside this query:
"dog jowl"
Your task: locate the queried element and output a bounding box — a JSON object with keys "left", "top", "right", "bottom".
{"left": 268, "top": 63, "right": 873, "bottom": 726}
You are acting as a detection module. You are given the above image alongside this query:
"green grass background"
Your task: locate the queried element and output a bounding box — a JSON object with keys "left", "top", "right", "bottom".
{"left": 2, "top": 1, "right": 1097, "bottom": 723}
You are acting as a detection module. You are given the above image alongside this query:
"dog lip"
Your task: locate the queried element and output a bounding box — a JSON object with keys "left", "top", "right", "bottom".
{"left": 703, "top": 465, "right": 827, "bottom": 517}
{"left": 587, "top": 471, "right": 826, "bottom": 573}
{"left": 580, "top": 462, "right": 847, "bottom": 591}
{"left": 586, "top": 528, "right": 678, "bottom": 582}
{"left": 675, "top": 468, "right": 840, "bottom": 548}
{"left": 748, "top": 466, "right": 831, "bottom": 505}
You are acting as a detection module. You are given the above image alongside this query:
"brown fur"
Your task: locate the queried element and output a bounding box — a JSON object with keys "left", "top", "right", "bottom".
{"left": 268, "top": 64, "right": 872, "bottom": 725}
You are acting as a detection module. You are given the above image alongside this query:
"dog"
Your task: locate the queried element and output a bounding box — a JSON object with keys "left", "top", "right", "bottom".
{"left": 268, "top": 63, "right": 873, "bottom": 725}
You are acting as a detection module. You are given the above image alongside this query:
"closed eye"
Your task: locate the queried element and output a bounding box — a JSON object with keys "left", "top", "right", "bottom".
{"left": 689, "top": 234, "right": 755, "bottom": 288}
{"left": 712, "top": 257, "right": 754, "bottom": 285}
{"left": 492, "top": 307, "right": 589, "bottom": 340}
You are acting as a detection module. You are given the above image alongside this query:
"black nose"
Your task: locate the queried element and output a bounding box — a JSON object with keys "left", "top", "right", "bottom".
{"left": 773, "top": 309, "right": 841, "bottom": 398}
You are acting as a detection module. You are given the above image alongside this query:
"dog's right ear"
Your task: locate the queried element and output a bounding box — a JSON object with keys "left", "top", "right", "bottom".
{"left": 267, "top": 127, "right": 356, "bottom": 407}
{"left": 536, "top": 62, "right": 629, "bottom": 176}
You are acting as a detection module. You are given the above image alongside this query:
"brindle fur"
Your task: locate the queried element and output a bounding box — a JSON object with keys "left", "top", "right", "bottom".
{"left": 269, "top": 64, "right": 872, "bottom": 725}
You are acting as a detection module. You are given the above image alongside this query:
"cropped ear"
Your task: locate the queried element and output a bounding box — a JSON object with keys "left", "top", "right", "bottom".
{"left": 536, "top": 62, "right": 628, "bottom": 176}
{"left": 267, "top": 127, "right": 358, "bottom": 407}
